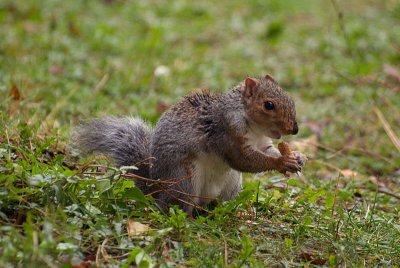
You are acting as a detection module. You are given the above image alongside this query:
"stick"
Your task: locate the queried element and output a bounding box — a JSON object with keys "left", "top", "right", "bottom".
{"left": 373, "top": 107, "right": 400, "bottom": 153}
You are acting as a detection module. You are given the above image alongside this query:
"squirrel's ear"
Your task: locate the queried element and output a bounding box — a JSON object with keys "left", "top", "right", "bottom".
{"left": 243, "top": 77, "right": 259, "bottom": 98}
{"left": 264, "top": 74, "right": 276, "bottom": 82}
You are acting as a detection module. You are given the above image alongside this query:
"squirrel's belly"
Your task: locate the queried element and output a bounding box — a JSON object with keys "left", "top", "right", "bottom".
{"left": 192, "top": 153, "right": 242, "bottom": 205}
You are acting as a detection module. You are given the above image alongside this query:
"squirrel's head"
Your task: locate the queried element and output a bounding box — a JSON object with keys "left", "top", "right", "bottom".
{"left": 242, "top": 74, "right": 298, "bottom": 139}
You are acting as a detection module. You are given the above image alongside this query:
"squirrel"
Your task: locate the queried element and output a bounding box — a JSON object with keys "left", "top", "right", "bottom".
{"left": 73, "top": 75, "right": 307, "bottom": 215}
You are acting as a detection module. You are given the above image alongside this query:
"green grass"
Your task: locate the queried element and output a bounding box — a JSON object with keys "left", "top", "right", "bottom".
{"left": 1, "top": 0, "right": 400, "bottom": 266}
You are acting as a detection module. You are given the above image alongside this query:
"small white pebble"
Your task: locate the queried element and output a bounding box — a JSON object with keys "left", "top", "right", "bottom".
{"left": 154, "top": 65, "right": 170, "bottom": 77}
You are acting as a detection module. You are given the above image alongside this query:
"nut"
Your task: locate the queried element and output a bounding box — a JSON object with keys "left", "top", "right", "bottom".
{"left": 278, "top": 141, "right": 294, "bottom": 157}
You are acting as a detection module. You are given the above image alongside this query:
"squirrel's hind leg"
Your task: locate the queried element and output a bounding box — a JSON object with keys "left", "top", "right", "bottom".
{"left": 151, "top": 160, "right": 200, "bottom": 216}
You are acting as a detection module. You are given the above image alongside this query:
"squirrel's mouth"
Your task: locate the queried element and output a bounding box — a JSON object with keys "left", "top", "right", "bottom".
{"left": 268, "top": 130, "right": 282, "bottom": 140}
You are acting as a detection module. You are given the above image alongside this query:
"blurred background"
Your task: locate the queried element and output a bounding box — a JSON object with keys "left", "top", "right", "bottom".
{"left": 0, "top": 1, "right": 399, "bottom": 265}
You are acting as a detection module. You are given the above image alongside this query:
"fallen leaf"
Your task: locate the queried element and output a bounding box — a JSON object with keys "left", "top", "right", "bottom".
{"left": 68, "top": 21, "right": 81, "bottom": 37}
{"left": 384, "top": 64, "right": 400, "bottom": 82}
{"left": 391, "top": 169, "right": 400, "bottom": 178}
{"left": 22, "top": 22, "right": 38, "bottom": 33}
{"left": 84, "top": 255, "right": 96, "bottom": 262}
{"left": 161, "top": 242, "right": 173, "bottom": 262}
{"left": 72, "top": 255, "right": 95, "bottom": 268}
{"left": 127, "top": 220, "right": 150, "bottom": 236}
{"left": 272, "top": 181, "right": 288, "bottom": 189}
{"left": 345, "top": 201, "right": 357, "bottom": 211}
{"left": 340, "top": 169, "right": 358, "bottom": 177}
{"left": 156, "top": 101, "right": 170, "bottom": 114}
{"left": 10, "top": 84, "right": 22, "bottom": 100}
{"left": 162, "top": 243, "right": 170, "bottom": 257}
{"left": 49, "top": 65, "right": 64, "bottom": 76}
{"left": 299, "top": 251, "right": 327, "bottom": 265}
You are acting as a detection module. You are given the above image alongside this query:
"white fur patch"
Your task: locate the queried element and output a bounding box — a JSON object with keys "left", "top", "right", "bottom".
{"left": 192, "top": 153, "right": 242, "bottom": 205}
{"left": 244, "top": 126, "right": 274, "bottom": 149}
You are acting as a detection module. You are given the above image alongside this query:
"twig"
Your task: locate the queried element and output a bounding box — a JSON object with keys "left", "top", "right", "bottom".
{"left": 343, "top": 146, "right": 395, "bottom": 166}
{"left": 332, "top": 174, "right": 341, "bottom": 241}
{"left": 373, "top": 107, "right": 400, "bottom": 153}
{"left": 162, "top": 173, "right": 194, "bottom": 185}
{"left": 81, "top": 165, "right": 213, "bottom": 211}
{"left": 168, "top": 188, "right": 217, "bottom": 201}
{"left": 111, "top": 252, "right": 131, "bottom": 260}
{"left": 377, "top": 189, "right": 400, "bottom": 200}
{"left": 29, "top": 138, "right": 34, "bottom": 152}
{"left": 146, "top": 186, "right": 217, "bottom": 202}
{"left": 100, "top": 238, "right": 110, "bottom": 263}
{"left": 162, "top": 190, "right": 210, "bottom": 213}
{"left": 94, "top": 73, "right": 109, "bottom": 94}
{"left": 223, "top": 235, "right": 228, "bottom": 267}
{"left": 82, "top": 171, "right": 111, "bottom": 175}
{"left": 358, "top": 186, "right": 400, "bottom": 200}
{"left": 333, "top": 176, "right": 342, "bottom": 210}
{"left": 132, "top": 156, "right": 155, "bottom": 169}
{"left": 303, "top": 139, "right": 396, "bottom": 167}
{"left": 81, "top": 164, "right": 192, "bottom": 185}
{"left": 96, "top": 243, "right": 101, "bottom": 267}
{"left": 5, "top": 128, "right": 11, "bottom": 159}
{"left": 82, "top": 170, "right": 173, "bottom": 185}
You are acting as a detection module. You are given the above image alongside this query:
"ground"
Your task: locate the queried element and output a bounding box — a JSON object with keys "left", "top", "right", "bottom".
{"left": 0, "top": 0, "right": 399, "bottom": 267}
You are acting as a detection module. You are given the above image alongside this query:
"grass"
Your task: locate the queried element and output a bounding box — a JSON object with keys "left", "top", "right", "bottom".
{"left": 1, "top": 0, "right": 400, "bottom": 266}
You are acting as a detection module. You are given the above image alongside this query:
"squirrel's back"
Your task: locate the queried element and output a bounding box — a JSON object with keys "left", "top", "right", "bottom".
{"left": 150, "top": 89, "right": 223, "bottom": 159}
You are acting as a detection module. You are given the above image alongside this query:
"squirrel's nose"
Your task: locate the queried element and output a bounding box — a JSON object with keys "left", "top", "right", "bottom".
{"left": 292, "top": 122, "right": 299, "bottom": 135}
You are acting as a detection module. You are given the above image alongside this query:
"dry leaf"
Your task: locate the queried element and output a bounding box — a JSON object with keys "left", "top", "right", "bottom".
{"left": 272, "top": 181, "right": 288, "bottom": 189}
{"left": 384, "top": 64, "right": 400, "bottom": 82}
{"left": 392, "top": 169, "right": 400, "bottom": 177}
{"left": 340, "top": 169, "right": 358, "bottom": 177}
{"left": 68, "top": 21, "right": 81, "bottom": 37}
{"left": 299, "top": 251, "right": 327, "bottom": 265}
{"left": 156, "top": 101, "right": 170, "bottom": 114}
{"left": 10, "top": 84, "right": 22, "bottom": 100}
{"left": 49, "top": 65, "right": 64, "bottom": 76}
{"left": 71, "top": 254, "right": 95, "bottom": 268}
{"left": 162, "top": 243, "right": 171, "bottom": 257}
{"left": 345, "top": 201, "right": 357, "bottom": 211}
{"left": 22, "top": 22, "right": 37, "bottom": 33}
{"left": 127, "top": 220, "right": 150, "bottom": 236}
{"left": 162, "top": 242, "right": 173, "bottom": 262}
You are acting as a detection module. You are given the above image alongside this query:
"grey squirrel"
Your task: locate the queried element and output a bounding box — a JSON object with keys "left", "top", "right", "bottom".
{"left": 74, "top": 75, "right": 307, "bottom": 215}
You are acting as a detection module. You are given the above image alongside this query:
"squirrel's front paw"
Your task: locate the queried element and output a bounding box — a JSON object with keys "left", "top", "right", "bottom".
{"left": 276, "top": 155, "right": 301, "bottom": 174}
{"left": 293, "top": 151, "right": 307, "bottom": 167}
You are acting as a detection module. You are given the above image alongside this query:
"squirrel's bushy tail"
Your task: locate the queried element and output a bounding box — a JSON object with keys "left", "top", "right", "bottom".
{"left": 73, "top": 116, "right": 152, "bottom": 178}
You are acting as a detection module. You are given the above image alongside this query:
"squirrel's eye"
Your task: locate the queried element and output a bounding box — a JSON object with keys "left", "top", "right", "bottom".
{"left": 264, "top": 101, "right": 274, "bottom": 110}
